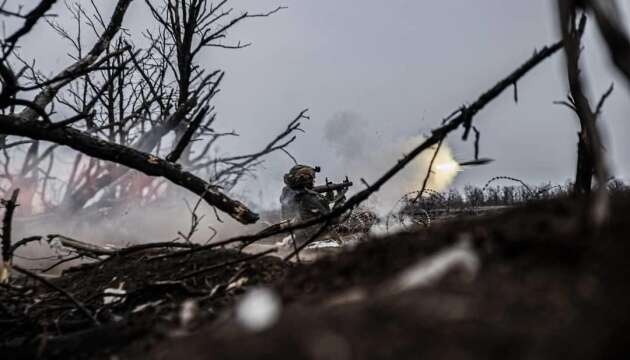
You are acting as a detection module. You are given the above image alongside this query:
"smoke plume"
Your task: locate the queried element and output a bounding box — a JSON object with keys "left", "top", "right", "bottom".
{"left": 323, "top": 111, "right": 460, "bottom": 214}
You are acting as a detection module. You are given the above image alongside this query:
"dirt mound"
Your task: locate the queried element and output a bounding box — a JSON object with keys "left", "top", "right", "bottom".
{"left": 1, "top": 247, "right": 288, "bottom": 359}
{"left": 3, "top": 194, "right": 630, "bottom": 359}
{"left": 147, "top": 195, "right": 630, "bottom": 360}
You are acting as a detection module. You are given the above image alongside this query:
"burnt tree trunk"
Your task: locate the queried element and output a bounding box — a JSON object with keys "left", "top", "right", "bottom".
{"left": 1, "top": 189, "right": 19, "bottom": 275}
{"left": 574, "top": 131, "right": 594, "bottom": 195}
{"left": 557, "top": 8, "right": 601, "bottom": 197}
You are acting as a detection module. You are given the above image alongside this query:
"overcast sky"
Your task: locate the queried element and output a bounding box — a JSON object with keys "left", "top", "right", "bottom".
{"left": 12, "top": 0, "right": 630, "bottom": 210}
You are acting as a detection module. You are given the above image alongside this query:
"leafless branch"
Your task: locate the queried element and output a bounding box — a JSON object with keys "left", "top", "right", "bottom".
{"left": 0, "top": 114, "right": 259, "bottom": 223}
{"left": 2, "top": 0, "right": 58, "bottom": 57}
{"left": 595, "top": 83, "right": 614, "bottom": 115}
{"left": 413, "top": 139, "right": 443, "bottom": 202}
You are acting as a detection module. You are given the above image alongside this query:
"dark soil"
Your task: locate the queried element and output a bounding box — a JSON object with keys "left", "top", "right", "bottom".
{"left": 1, "top": 248, "right": 288, "bottom": 359}
{"left": 2, "top": 194, "right": 630, "bottom": 359}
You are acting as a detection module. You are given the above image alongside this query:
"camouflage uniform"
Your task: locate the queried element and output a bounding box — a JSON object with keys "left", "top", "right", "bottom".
{"left": 280, "top": 165, "right": 333, "bottom": 246}
{"left": 280, "top": 165, "right": 331, "bottom": 219}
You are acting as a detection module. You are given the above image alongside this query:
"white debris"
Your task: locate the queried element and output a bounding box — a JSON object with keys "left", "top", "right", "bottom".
{"left": 179, "top": 299, "right": 199, "bottom": 328}
{"left": 392, "top": 234, "right": 480, "bottom": 293}
{"left": 131, "top": 300, "right": 164, "bottom": 313}
{"left": 368, "top": 216, "right": 413, "bottom": 237}
{"left": 226, "top": 277, "right": 249, "bottom": 291}
{"left": 276, "top": 235, "right": 342, "bottom": 250}
{"left": 307, "top": 239, "right": 341, "bottom": 249}
{"left": 210, "top": 284, "right": 222, "bottom": 297}
{"left": 275, "top": 235, "right": 293, "bottom": 248}
{"left": 103, "top": 282, "right": 126, "bottom": 305}
{"left": 236, "top": 287, "right": 281, "bottom": 332}
{"left": 48, "top": 237, "right": 66, "bottom": 252}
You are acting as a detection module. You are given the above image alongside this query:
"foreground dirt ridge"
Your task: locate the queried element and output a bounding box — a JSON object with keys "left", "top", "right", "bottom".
{"left": 2, "top": 195, "right": 630, "bottom": 359}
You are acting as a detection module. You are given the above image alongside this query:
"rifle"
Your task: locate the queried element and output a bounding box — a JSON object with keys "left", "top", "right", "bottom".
{"left": 312, "top": 177, "right": 353, "bottom": 194}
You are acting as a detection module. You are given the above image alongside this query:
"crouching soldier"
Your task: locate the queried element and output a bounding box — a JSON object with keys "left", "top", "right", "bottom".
{"left": 279, "top": 164, "right": 348, "bottom": 247}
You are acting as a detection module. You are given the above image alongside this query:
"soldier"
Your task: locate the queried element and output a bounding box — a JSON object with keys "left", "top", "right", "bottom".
{"left": 279, "top": 164, "right": 347, "bottom": 246}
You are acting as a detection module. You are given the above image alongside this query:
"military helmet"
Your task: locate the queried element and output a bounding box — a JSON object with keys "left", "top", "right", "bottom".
{"left": 284, "top": 164, "right": 320, "bottom": 188}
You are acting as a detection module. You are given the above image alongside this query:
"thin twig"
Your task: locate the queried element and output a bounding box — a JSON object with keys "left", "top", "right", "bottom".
{"left": 413, "top": 138, "right": 444, "bottom": 202}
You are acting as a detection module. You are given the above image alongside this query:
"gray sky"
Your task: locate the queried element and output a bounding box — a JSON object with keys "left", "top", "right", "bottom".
{"left": 205, "top": 0, "right": 630, "bottom": 208}
{"left": 12, "top": 0, "right": 630, "bottom": 210}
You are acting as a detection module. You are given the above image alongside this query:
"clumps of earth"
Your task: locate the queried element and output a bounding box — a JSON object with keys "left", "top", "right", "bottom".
{"left": 2, "top": 194, "right": 630, "bottom": 359}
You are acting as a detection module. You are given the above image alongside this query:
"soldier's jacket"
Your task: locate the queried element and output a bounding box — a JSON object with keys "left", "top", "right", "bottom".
{"left": 280, "top": 186, "right": 331, "bottom": 221}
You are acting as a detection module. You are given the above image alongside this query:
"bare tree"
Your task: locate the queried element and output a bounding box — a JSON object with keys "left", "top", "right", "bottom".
{"left": 553, "top": 9, "right": 610, "bottom": 197}
{"left": 556, "top": 2, "right": 610, "bottom": 224}
{"left": 0, "top": 0, "right": 304, "bottom": 224}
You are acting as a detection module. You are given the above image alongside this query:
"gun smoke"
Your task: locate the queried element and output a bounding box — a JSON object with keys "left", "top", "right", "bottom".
{"left": 322, "top": 111, "right": 460, "bottom": 214}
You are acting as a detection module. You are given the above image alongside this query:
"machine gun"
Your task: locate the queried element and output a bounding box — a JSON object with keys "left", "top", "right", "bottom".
{"left": 312, "top": 177, "right": 353, "bottom": 194}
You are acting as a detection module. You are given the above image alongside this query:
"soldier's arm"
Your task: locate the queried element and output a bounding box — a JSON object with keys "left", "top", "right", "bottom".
{"left": 298, "top": 191, "right": 331, "bottom": 217}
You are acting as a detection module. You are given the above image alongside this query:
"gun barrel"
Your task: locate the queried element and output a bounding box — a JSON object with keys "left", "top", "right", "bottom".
{"left": 312, "top": 181, "right": 353, "bottom": 193}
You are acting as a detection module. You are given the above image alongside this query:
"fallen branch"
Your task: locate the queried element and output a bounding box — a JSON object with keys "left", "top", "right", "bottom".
{"left": 62, "top": 241, "right": 200, "bottom": 273}
{"left": 114, "top": 241, "right": 198, "bottom": 256}
{"left": 0, "top": 115, "right": 259, "bottom": 224}
{"left": 47, "top": 235, "right": 116, "bottom": 257}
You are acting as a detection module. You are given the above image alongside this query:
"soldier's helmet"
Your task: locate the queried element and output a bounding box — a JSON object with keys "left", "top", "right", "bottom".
{"left": 284, "top": 164, "right": 319, "bottom": 189}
